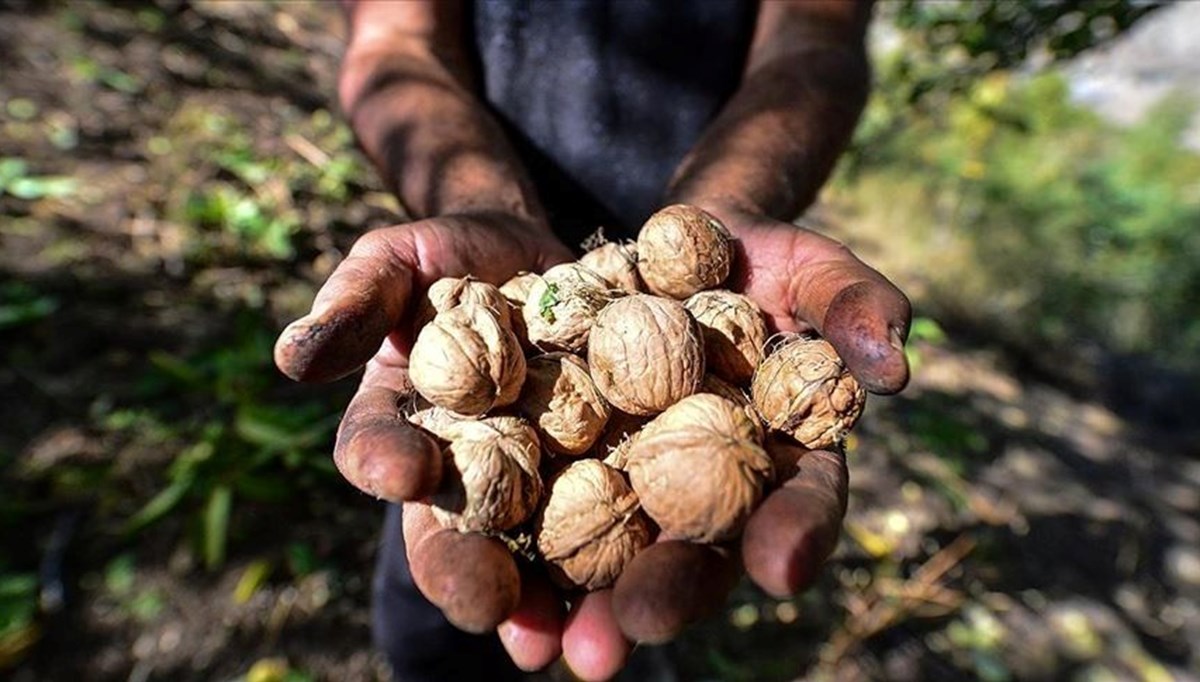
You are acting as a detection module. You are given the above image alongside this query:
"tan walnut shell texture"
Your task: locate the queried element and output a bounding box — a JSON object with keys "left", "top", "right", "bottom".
{"left": 535, "top": 459, "right": 653, "bottom": 591}
{"left": 518, "top": 353, "right": 611, "bottom": 456}
{"left": 415, "top": 276, "right": 511, "bottom": 331}
{"left": 579, "top": 242, "right": 643, "bottom": 293}
{"left": 751, "top": 336, "right": 867, "bottom": 450}
{"left": 684, "top": 290, "right": 767, "bottom": 386}
{"left": 409, "top": 303, "right": 526, "bottom": 417}
{"left": 699, "top": 374, "right": 765, "bottom": 444}
{"left": 429, "top": 417, "right": 543, "bottom": 533}
{"left": 499, "top": 271, "right": 539, "bottom": 348}
{"left": 636, "top": 204, "right": 733, "bottom": 299}
{"left": 588, "top": 294, "right": 705, "bottom": 416}
{"left": 523, "top": 263, "right": 616, "bottom": 353}
{"left": 627, "top": 394, "right": 773, "bottom": 543}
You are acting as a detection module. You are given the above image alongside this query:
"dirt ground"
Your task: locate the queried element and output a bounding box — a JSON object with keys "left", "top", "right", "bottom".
{"left": 1, "top": 2, "right": 1197, "bottom": 681}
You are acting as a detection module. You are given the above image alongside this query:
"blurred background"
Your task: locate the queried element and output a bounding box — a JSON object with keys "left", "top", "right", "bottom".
{"left": 2, "top": 1, "right": 1197, "bottom": 680}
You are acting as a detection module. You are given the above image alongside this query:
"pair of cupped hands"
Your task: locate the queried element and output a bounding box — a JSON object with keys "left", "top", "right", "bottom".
{"left": 274, "top": 201, "right": 910, "bottom": 681}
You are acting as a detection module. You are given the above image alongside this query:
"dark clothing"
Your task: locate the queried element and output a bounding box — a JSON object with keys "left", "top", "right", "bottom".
{"left": 471, "top": 0, "right": 755, "bottom": 242}
{"left": 376, "top": 3, "right": 757, "bottom": 678}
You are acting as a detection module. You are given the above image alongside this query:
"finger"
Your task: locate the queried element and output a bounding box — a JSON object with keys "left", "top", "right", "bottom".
{"left": 334, "top": 346, "right": 442, "bottom": 502}
{"left": 275, "top": 228, "right": 418, "bottom": 383}
{"left": 611, "top": 541, "right": 739, "bottom": 644}
{"left": 820, "top": 276, "right": 911, "bottom": 395}
{"left": 497, "top": 569, "right": 565, "bottom": 672}
{"left": 403, "top": 503, "right": 521, "bottom": 633}
{"left": 562, "top": 590, "right": 631, "bottom": 681}
{"left": 742, "top": 444, "right": 848, "bottom": 597}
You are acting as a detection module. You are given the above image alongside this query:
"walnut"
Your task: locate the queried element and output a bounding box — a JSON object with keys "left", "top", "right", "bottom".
{"left": 523, "top": 263, "right": 618, "bottom": 353}
{"left": 700, "top": 374, "right": 765, "bottom": 444}
{"left": 517, "top": 353, "right": 611, "bottom": 456}
{"left": 579, "top": 242, "right": 643, "bottom": 293}
{"left": 751, "top": 336, "right": 866, "bottom": 450}
{"left": 636, "top": 204, "right": 733, "bottom": 299}
{"left": 596, "top": 410, "right": 652, "bottom": 471}
{"left": 429, "top": 416, "right": 543, "bottom": 533}
{"left": 535, "top": 459, "right": 653, "bottom": 591}
{"left": 588, "top": 294, "right": 705, "bottom": 416}
{"left": 626, "top": 394, "right": 773, "bottom": 543}
{"left": 415, "top": 276, "right": 511, "bottom": 331}
{"left": 684, "top": 290, "right": 767, "bottom": 386}
{"left": 499, "top": 271, "right": 540, "bottom": 349}
{"left": 409, "top": 303, "right": 527, "bottom": 417}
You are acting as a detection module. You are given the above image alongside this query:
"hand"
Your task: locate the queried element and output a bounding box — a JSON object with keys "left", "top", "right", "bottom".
{"left": 274, "top": 213, "right": 636, "bottom": 680}
{"left": 602, "top": 200, "right": 911, "bottom": 645}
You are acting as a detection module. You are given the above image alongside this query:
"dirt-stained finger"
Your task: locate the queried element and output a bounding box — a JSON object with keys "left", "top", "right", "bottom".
{"left": 742, "top": 445, "right": 848, "bottom": 597}
{"left": 274, "top": 228, "right": 417, "bottom": 383}
{"left": 611, "top": 541, "right": 739, "bottom": 644}
{"left": 821, "top": 278, "right": 911, "bottom": 395}
{"left": 403, "top": 503, "right": 521, "bottom": 633}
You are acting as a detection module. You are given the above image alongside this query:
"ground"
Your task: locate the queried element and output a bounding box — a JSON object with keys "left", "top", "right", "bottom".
{"left": 1, "top": 2, "right": 1196, "bottom": 681}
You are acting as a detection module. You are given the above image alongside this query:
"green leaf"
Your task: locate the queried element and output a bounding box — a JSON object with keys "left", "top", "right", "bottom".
{"left": 204, "top": 485, "right": 233, "bottom": 570}
{"left": 6, "top": 176, "right": 77, "bottom": 200}
{"left": 123, "top": 476, "right": 193, "bottom": 534}
{"left": 233, "top": 559, "right": 272, "bottom": 605}
{"left": 909, "top": 316, "right": 947, "bottom": 344}
{"left": 538, "top": 282, "right": 559, "bottom": 323}
{"left": 103, "top": 554, "right": 136, "bottom": 596}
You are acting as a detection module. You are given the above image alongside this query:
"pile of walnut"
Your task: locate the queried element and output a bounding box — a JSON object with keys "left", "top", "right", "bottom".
{"left": 405, "top": 204, "right": 867, "bottom": 592}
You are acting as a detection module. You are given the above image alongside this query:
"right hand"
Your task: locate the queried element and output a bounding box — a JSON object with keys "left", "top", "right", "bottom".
{"left": 275, "top": 213, "right": 637, "bottom": 679}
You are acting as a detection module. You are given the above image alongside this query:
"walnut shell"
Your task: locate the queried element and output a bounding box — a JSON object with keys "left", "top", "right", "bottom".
{"left": 535, "top": 459, "right": 653, "bottom": 591}
{"left": 500, "top": 271, "right": 539, "bottom": 349}
{"left": 523, "top": 263, "right": 617, "bottom": 353}
{"left": 626, "top": 394, "right": 773, "bottom": 543}
{"left": 517, "top": 353, "right": 611, "bottom": 456}
{"left": 700, "top": 374, "right": 765, "bottom": 444}
{"left": 429, "top": 416, "right": 543, "bottom": 533}
{"left": 415, "top": 276, "right": 511, "bottom": 331}
{"left": 751, "top": 336, "right": 866, "bottom": 450}
{"left": 579, "top": 242, "right": 643, "bottom": 293}
{"left": 684, "top": 290, "right": 767, "bottom": 386}
{"left": 596, "top": 410, "right": 652, "bottom": 471}
{"left": 588, "top": 294, "right": 705, "bottom": 416}
{"left": 407, "top": 402, "right": 471, "bottom": 442}
{"left": 636, "top": 204, "right": 733, "bottom": 299}
{"left": 409, "top": 303, "right": 527, "bottom": 417}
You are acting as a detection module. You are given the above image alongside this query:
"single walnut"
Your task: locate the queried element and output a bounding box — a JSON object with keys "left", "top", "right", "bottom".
{"left": 429, "top": 416, "right": 543, "bottom": 533}
{"left": 500, "top": 271, "right": 539, "bottom": 349}
{"left": 588, "top": 294, "right": 705, "bottom": 416}
{"left": 636, "top": 204, "right": 733, "bottom": 299}
{"left": 684, "top": 290, "right": 767, "bottom": 386}
{"left": 523, "top": 263, "right": 617, "bottom": 353}
{"left": 409, "top": 303, "right": 527, "bottom": 417}
{"left": 407, "top": 401, "right": 471, "bottom": 442}
{"left": 700, "top": 374, "right": 765, "bottom": 444}
{"left": 751, "top": 336, "right": 866, "bottom": 450}
{"left": 535, "top": 459, "right": 653, "bottom": 591}
{"left": 415, "top": 276, "right": 511, "bottom": 331}
{"left": 517, "top": 353, "right": 611, "bottom": 456}
{"left": 626, "top": 394, "right": 773, "bottom": 543}
{"left": 579, "top": 242, "right": 643, "bottom": 293}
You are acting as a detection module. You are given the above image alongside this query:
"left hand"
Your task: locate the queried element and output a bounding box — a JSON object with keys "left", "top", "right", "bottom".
{"left": 499, "top": 202, "right": 911, "bottom": 679}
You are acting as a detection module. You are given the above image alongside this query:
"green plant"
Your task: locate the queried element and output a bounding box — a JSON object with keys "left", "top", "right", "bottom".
{"left": 115, "top": 314, "right": 339, "bottom": 570}
{"left": 0, "top": 572, "right": 39, "bottom": 669}
{"left": 0, "top": 158, "right": 76, "bottom": 201}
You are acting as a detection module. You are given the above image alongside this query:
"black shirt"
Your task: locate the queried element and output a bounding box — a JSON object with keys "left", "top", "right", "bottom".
{"left": 470, "top": 0, "right": 756, "bottom": 243}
